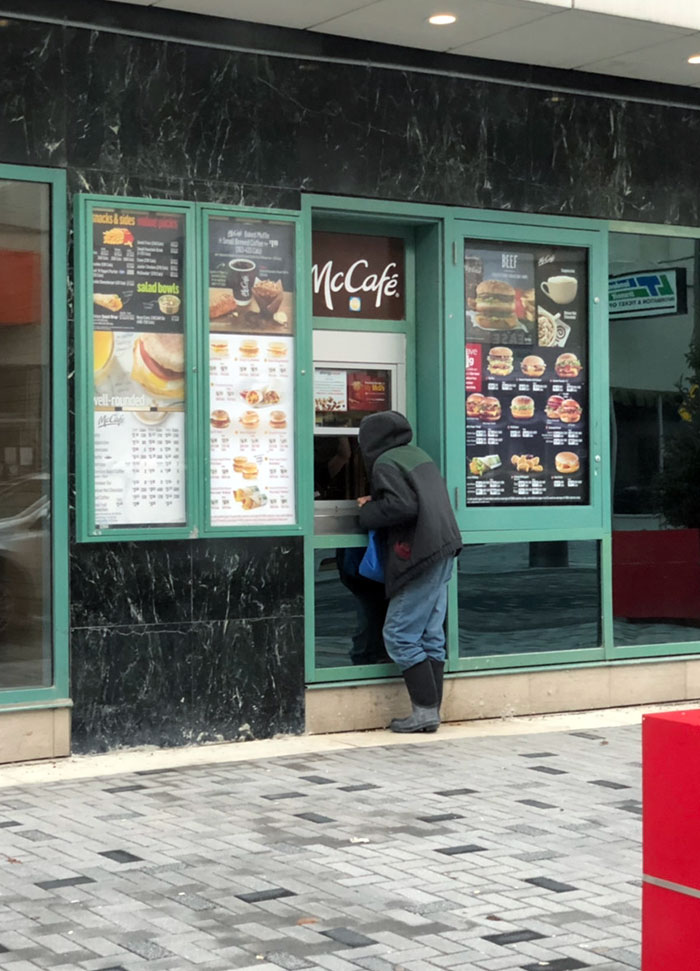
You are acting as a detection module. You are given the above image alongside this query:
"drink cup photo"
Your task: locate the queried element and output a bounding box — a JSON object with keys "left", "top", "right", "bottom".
{"left": 93, "top": 330, "right": 114, "bottom": 385}
{"left": 227, "top": 259, "right": 256, "bottom": 306}
{"left": 540, "top": 275, "right": 578, "bottom": 304}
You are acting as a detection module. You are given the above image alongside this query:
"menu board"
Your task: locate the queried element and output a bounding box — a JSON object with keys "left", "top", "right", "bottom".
{"left": 314, "top": 368, "right": 392, "bottom": 429}
{"left": 208, "top": 217, "right": 295, "bottom": 526}
{"left": 465, "top": 241, "right": 588, "bottom": 506}
{"left": 91, "top": 206, "right": 187, "bottom": 528}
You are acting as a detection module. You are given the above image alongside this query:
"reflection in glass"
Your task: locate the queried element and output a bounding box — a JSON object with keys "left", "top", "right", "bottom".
{"left": 0, "top": 180, "right": 52, "bottom": 687}
{"left": 314, "top": 436, "right": 368, "bottom": 502}
{"left": 457, "top": 542, "right": 600, "bottom": 656}
{"left": 610, "top": 232, "right": 700, "bottom": 646}
{"left": 314, "top": 549, "right": 390, "bottom": 669}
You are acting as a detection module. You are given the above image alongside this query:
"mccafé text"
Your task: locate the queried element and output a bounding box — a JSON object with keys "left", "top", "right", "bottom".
{"left": 312, "top": 259, "right": 401, "bottom": 311}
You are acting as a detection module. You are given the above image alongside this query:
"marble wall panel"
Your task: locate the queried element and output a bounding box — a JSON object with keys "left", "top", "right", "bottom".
{"left": 64, "top": 28, "right": 260, "bottom": 184}
{"left": 190, "top": 537, "right": 303, "bottom": 623}
{"left": 0, "top": 19, "right": 66, "bottom": 167}
{"left": 70, "top": 540, "right": 194, "bottom": 628}
{"left": 71, "top": 616, "right": 304, "bottom": 752}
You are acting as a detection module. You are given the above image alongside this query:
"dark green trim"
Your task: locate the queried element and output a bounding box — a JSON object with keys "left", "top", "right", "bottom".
{"left": 0, "top": 164, "right": 69, "bottom": 705}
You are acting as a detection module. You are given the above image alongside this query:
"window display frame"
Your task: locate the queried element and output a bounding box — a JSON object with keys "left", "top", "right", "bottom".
{"left": 197, "top": 205, "right": 305, "bottom": 537}
{"left": 75, "top": 195, "right": 198, "bottom": 541}
{"left": 74, "top": 196, "right": 306, "bottom": 542}
{"left": 0, "top": 163, "right": 69, "bottom": 709}
{"left": 445, "top": 216, "right": 610, "bottom": 539}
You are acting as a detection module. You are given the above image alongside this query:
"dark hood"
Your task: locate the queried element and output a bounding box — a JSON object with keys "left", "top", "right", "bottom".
{"left": 358, "top": 411, "right": 413, "bottom": 470}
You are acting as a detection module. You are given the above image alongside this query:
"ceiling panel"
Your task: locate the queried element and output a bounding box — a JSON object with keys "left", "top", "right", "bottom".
{"left": 307, "top": 0, "right": 567, "bottom": 53}
{"left": 576, "top": 0, "right": 700, "bottom": 32}
{"left": 582, "top": 30, "right": 700, "bottom": 88}
{"left": 451, "top": 8, "right": 693, "bottom": 70}
{"left": 146, "top": 0, "right": 383, "bottom": 29}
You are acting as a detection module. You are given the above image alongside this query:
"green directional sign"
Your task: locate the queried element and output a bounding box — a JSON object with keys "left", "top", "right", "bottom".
{"left": 609, "top": 267, "right": 687, "bottom": 319}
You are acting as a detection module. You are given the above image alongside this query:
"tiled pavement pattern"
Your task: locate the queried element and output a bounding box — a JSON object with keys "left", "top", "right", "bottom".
{"left": 0, "top": 725, "right": 642, "bottom": 970}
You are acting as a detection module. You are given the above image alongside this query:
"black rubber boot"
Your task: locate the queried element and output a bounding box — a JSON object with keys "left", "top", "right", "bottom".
{"left": 390, "top": 659, "right": 440, "bottom": 733}
{"left": 429, "top": 659, "right": 445, "bottom": 711}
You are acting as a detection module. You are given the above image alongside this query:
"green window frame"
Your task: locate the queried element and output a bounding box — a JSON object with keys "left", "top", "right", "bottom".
{"left": 0, "top": 163, "right": 69, "bottom": 708}
{"left": 445, "top": 211, "right": 610, "bottom": 674}
{"left": 445, "top": 213, "right": 610, "bottom": 539}
{"left": 74, "top": 196, "right": 306, "bottom": 541}
{"left": 197, "top": 205, "right": 307, "bottom": 539}
{"left": 302, "top": 195, "right": 441, "bottom": 684}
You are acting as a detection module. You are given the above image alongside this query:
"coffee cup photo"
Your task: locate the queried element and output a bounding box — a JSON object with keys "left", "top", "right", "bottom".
{"left": 227, "top": 259, "right": 256, "bottom": 306}
{"left": 540, "top": 275, "right": 578, "bottom": 305}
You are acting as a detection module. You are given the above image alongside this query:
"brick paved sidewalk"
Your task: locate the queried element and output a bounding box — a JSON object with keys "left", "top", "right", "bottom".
{"left": 0, "top": 724, "right": 642, "bottom": 971}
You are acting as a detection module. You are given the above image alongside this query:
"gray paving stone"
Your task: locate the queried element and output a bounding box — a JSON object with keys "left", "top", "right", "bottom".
{"left": 0, "top": 723, "right": 646, "bottom": 971}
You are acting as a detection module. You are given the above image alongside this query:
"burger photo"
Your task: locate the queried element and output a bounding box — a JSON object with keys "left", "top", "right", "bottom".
{"left": 474, "top": 280, "right": 518, "bottom": 330}
{"left": 239, "top": 339, "right": 259, "bottom": 358}
{"left": 487, "top": 346, "right": 514, "bottom": 377}
{"left": 466, "top": 392, "right": 485, "bottom": 417}
{"left": 510, "top": 395, "right": 535, "bottom": 420}
{"left": 210, "top": 340, "right": 228, "bottom": 357}
{"left": 131, "top": 332, "right": 184, "bottom": 399}
{"left": 240, "top": 410, "right": 260, "bottom": 429}
{"left": 480, "top": 397, "right": 502, "bottom": 422}
{"left": 210, "top": 409, "right": 230, "bottom": 429}
{"left": 555, "top": 352, "right": 582, "bottom": 379}
{"left": 520, "top": 355, "right": 546, "bottom": 378}
{"left": 555, "top": 451, "right": 580, "bottom": 474}
{"left": 269, "top": 410, "right": 287, "bottom": 429}
{"left": 545, "top": 394, "right": 564, "bottom": 419}
{"left": 559, "top": 398, "right": 582, "bottom": 424}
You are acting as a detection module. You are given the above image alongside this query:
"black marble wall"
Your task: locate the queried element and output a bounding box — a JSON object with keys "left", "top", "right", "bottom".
{"left": 4, "top": 11, "right": 700, "bottom": 751}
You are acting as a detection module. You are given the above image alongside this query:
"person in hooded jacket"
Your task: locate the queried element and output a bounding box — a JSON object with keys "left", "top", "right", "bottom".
{"left": 356, "top": 411, "right": 462, "bottom": 733}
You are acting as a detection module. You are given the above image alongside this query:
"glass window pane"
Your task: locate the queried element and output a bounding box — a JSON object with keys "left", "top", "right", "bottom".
{"left": 610, "top": 232, "right": 700, "bottom": 646}
{"left": 0, "top": 180, "right": 51, "bottom": 688}
{"left": 314, "top": 436, "right": 368, "bottom": 502}
{"left": 314, "top": 549, "right": 390, "bottom": 668}
{"left": 457, "top": 541, "right": 601, "bottom": 657}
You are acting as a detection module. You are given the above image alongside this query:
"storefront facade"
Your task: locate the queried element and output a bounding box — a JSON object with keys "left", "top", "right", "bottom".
{"left": 3, "top": 1, "right": 700, "bottom": 762}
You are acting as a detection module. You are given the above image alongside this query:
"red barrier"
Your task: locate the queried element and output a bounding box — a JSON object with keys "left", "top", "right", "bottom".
{"left": 642, "top": 710, "right": 700, "bottom": 969}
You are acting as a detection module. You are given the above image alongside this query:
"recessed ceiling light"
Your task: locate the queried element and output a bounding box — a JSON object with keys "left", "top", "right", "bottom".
{"left": 428, "top": 13, "right": 457, "bottom": 26}
{"left": 688, "top": 53, "right": 700, "bottom": 64}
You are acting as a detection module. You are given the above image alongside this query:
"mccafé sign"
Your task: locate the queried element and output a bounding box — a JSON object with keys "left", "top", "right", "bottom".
{"left": 312, "top": 231, "right": 405, "bottom": 320}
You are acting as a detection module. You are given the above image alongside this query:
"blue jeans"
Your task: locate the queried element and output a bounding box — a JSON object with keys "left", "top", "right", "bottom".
{"left": 382, "top": 556, "right": 454, "bottom": 671}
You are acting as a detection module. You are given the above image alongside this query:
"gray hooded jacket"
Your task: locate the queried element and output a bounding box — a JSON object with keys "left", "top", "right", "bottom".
{"left": 358, "top": 412, "right": 462, "bottom": 596}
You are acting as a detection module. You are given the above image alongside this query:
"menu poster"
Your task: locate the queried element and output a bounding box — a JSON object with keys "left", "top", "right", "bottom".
{"left": 209, "top": 335, "right": 295, "bottom": 526}
{"left": 208, "top": 218, "right": 295, "bottom": 336}
{"left": 314, "top": 369, "right": 348, "bottom": 415}
{"left": 91, "top": 207, "right": 187, "bottom": 528}
{"left": 314, "top": 368, "right": 392, "bottom": 428}
{"left": 465, "top": 241, "right": 589, "bottom": 506}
